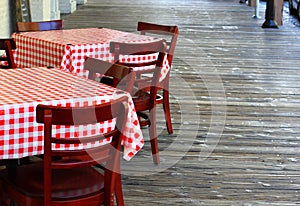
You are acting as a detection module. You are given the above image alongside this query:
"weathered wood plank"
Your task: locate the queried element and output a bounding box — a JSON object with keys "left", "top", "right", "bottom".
{"left": 62, "top": 0, "right": 300, "bottom": 205}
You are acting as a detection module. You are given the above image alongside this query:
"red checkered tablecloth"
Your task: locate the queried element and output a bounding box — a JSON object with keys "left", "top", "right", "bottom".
{"left": 13, "top": 28, "right": 170, "bottom": 80}
{"left": 0, "top": 67, "right": 144, "bottom": 160}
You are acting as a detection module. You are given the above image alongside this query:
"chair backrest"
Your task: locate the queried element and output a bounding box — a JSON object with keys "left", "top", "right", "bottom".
{"left": 110, "top": 40, "right": 167, "bottom": 99}
{"left": 36, "top": 96, "right": 128, "bottom": 205}
{"left": 0, "top": 38, "right": 16, "bottom": 69}
{"left": 137, "top": 21, "right": 179, "bottom": 66}
{"left": 16, "top": 19, "right": 64, "bottom": 32}
{"left": 84, "top": 57, "right": 136, "bottom": 93}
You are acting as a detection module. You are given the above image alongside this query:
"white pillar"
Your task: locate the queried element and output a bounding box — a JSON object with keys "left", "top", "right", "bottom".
{"left": 253, "top": 0, "right": 261, "bottom": 19}
{"left": 59, "top": 0, "right": 77, "bottom": 14}
{"left": 51, "top": 0, "right": 60, "bottom": 20}
{"left": 30, "top": 0, "right": 51, "bottom": 21}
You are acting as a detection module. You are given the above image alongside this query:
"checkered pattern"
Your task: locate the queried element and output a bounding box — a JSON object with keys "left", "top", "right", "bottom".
{"left": 0, "top": 67, "right": 144, "bottom": 160}
{"left": 13, "top": 28, "right": 170, "bottom": 80}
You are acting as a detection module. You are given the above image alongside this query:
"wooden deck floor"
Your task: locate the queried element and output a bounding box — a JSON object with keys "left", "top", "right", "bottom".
{"left": 62, "top": 0, "right": 300, "bottom": 205}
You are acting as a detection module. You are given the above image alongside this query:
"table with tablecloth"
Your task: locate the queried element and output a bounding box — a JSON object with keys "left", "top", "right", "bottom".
{"left": 0, "top": 67, "right": 144, "bottom": 160}
{"left": 13, "top": 27, "right": 170, "bottom": 80}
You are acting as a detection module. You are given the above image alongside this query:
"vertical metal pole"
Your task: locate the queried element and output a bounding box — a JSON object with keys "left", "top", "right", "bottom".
{"left": 253, "top": 0, "right": 261, "bottom": 18}
{"left": 262, "top": 0, "right": 278, "bottom": 28}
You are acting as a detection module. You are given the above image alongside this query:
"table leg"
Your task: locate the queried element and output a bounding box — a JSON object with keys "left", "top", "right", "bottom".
{"left": 6, "top": 159, "right": 18, "bottom": 179}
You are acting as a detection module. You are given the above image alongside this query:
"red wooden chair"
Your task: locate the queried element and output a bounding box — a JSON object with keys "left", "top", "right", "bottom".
{"left": 84, "top": 57, "right": 135, "bottom": 93}
{"left": 110, "top": 39, "right": 167, "bottom": 164}
{"left": 137, "top": 22, "right": 179, "bottom": 134}
{"left": 0, "top": 96, "right": 128, "bottom": 206}
{"left": 0, "top": 38, "right": 16, "bottom": 69}
{"left": 16, "top": 19, "right": 64, "bottom": 32}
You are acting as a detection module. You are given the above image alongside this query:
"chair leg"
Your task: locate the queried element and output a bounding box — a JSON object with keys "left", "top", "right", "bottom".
{"left": 149, "top": 107, "right": 160, "bottom": 164}
{"left": 163, "top": 88, "right": 173, "bottom": 134}
{"left": 115, "top": 173, "right": 124, "bottom": 206}
{"left": 0, "top": 187, "right": 9, "bottom": 206}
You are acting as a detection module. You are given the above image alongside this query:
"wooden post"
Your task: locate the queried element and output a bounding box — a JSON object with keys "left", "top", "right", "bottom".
{"left": 274, "top": 0, "right": 284, "bottom": 26}
{"left": 262, "top": 0, "right": 278, "bottom": 28}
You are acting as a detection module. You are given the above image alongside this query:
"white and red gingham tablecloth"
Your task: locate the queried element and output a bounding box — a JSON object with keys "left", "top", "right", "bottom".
{"left": 0, "top": 67, "right": 144, "bottom": 160}
{"left": 14, "top": 28, "right": 170, "bottom": 80}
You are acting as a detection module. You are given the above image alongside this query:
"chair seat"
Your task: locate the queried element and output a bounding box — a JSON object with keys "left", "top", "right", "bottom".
{"left": 133, "top": 90, "right": 163, "bottom": 108}
{"left": 0, "top": 162, "right": 104, "bottom": 200}
{"left": 132, "top": 90, "right": 152, "bottom": 111}
{"left": 133, "top": 90, "right": 161, "bottom": 128}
